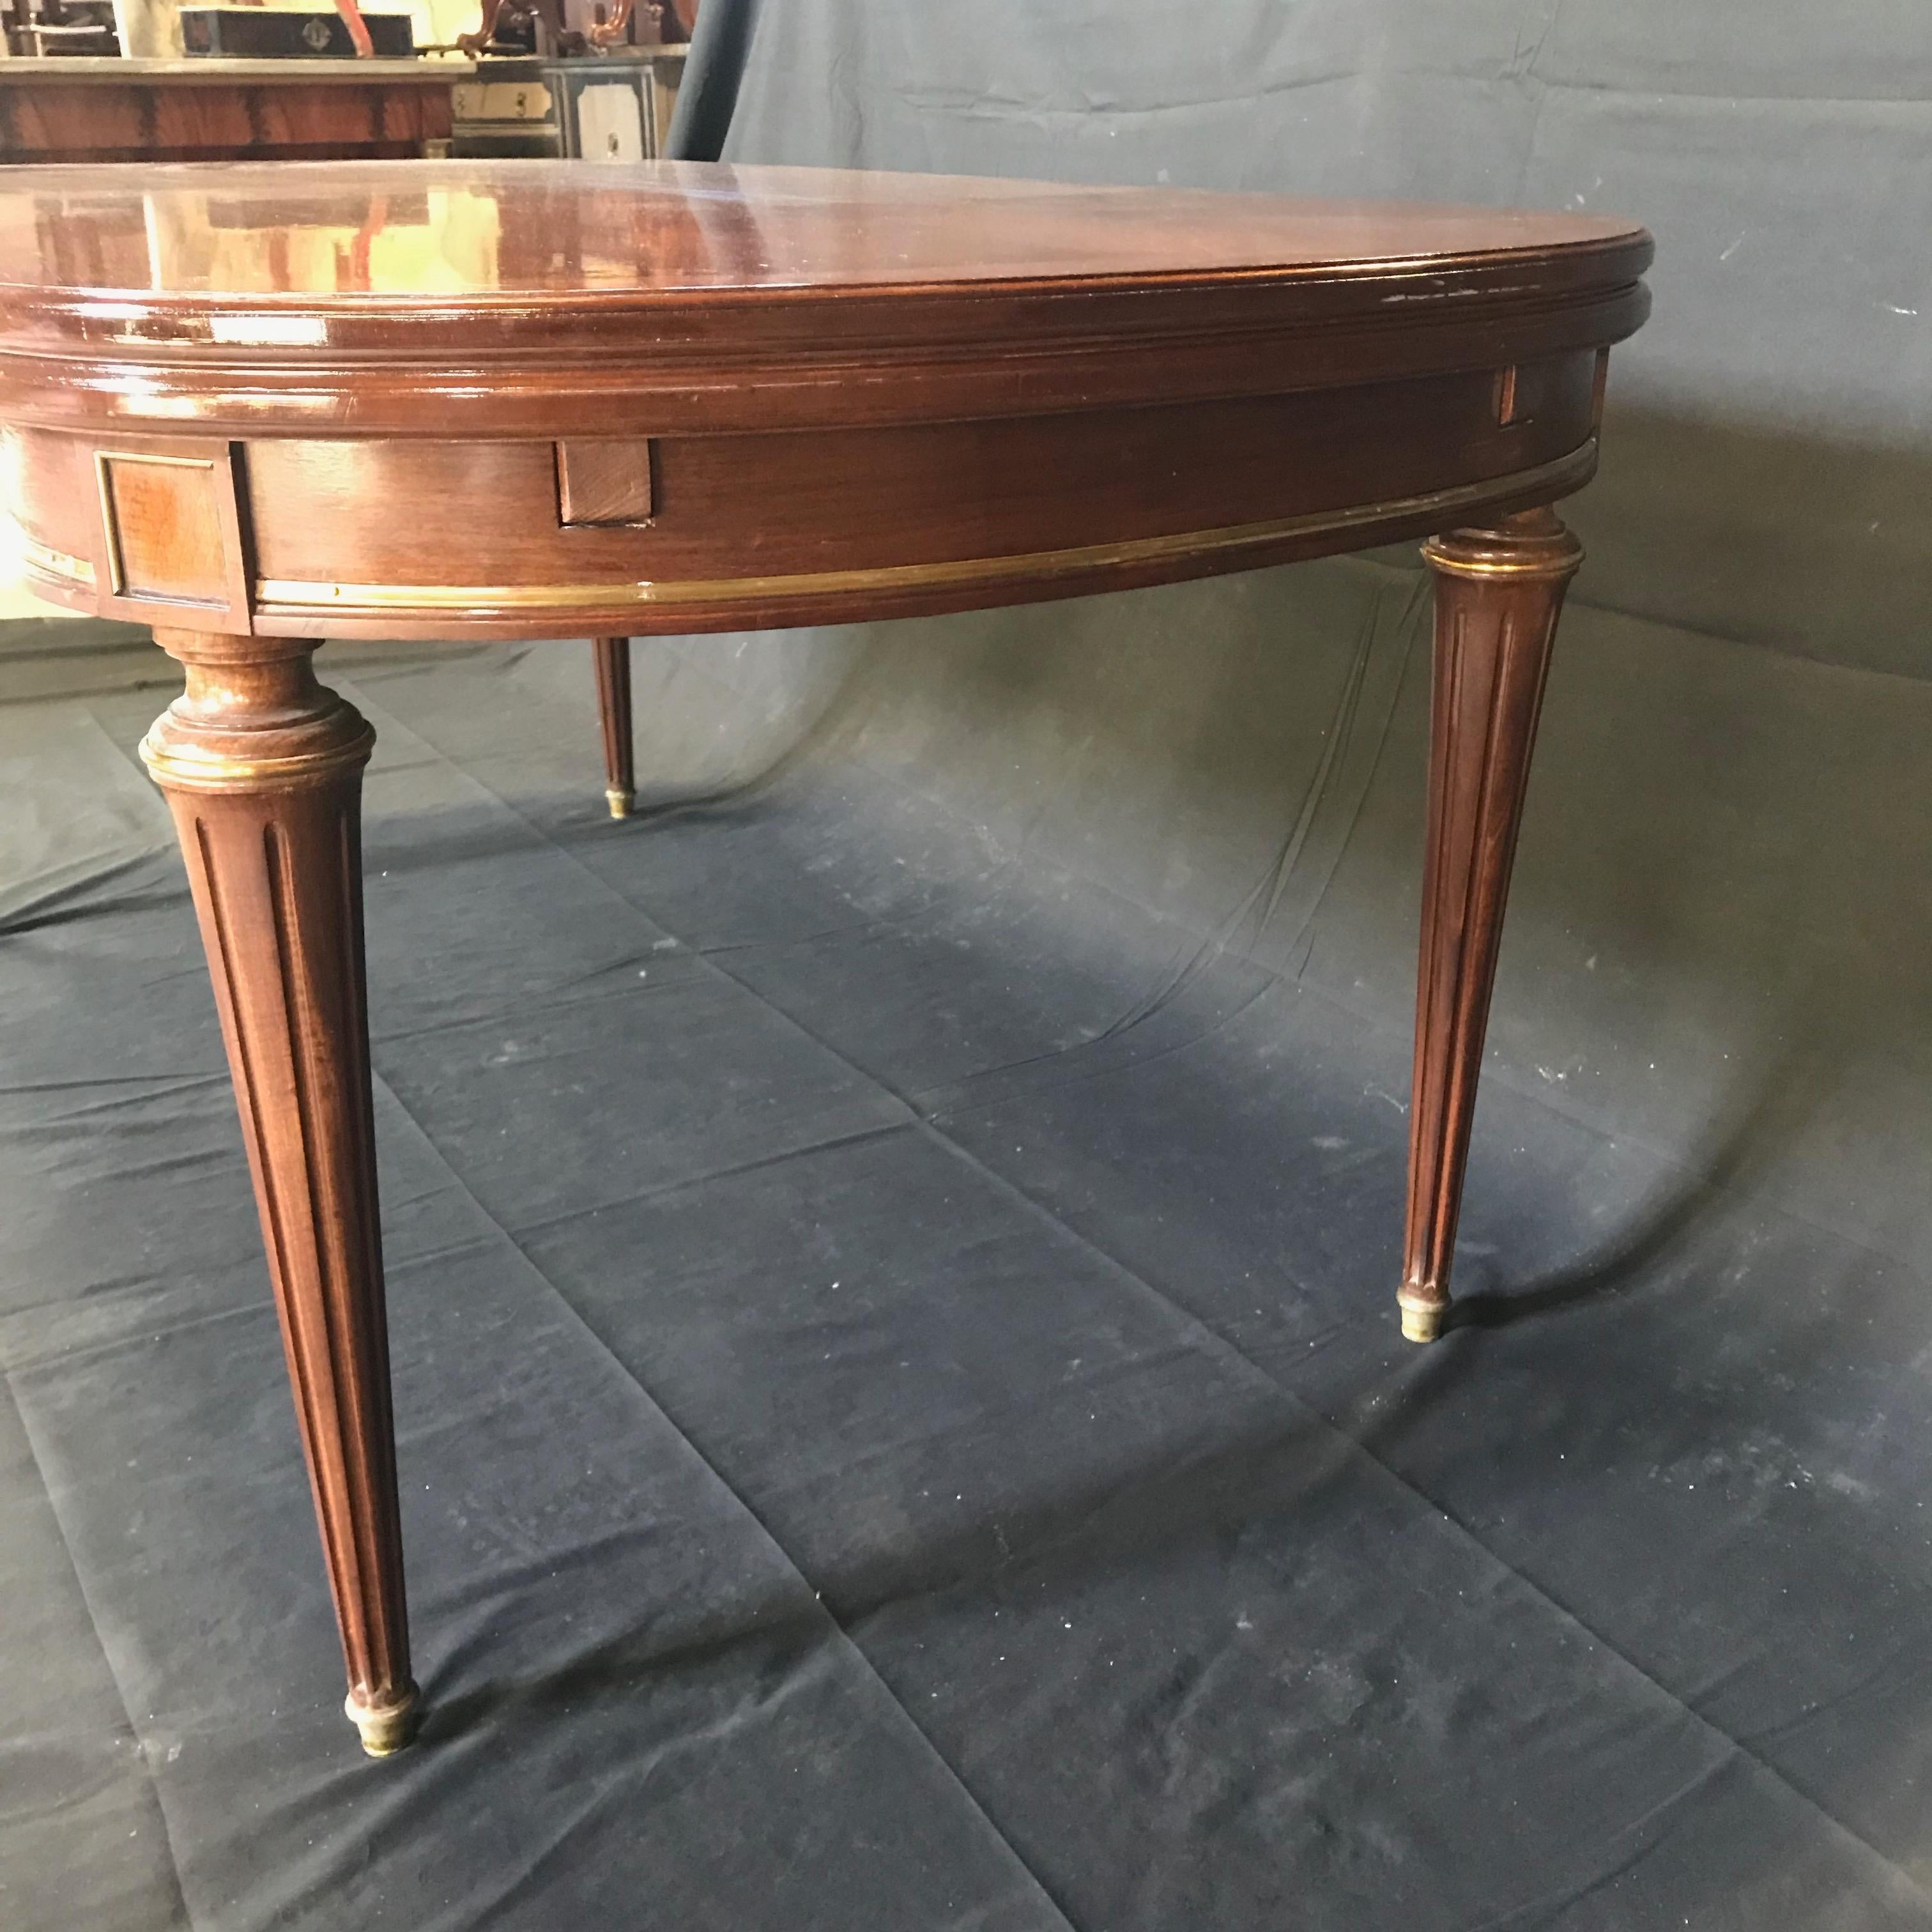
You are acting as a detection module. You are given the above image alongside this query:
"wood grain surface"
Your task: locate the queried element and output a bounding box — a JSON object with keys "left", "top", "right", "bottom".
{"left": 0, "top": 74, "right": 454, "bottom": 165}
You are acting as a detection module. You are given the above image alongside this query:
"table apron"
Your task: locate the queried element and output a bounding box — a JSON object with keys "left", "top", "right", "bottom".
{"left": 6, "top": 349, "right": 1606, "bottom": 638}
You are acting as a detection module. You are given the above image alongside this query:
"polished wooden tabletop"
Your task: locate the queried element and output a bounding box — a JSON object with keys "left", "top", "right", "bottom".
{"left": 0, "top": 158, "right": 1648, "bottom": 298}
{"left": 0, "top": 160, "right": 1650, "bottom": 436}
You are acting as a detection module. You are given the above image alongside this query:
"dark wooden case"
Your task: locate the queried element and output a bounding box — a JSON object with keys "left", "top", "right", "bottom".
{"left": 180, "top": 6, "right": 414, "bottom": 57}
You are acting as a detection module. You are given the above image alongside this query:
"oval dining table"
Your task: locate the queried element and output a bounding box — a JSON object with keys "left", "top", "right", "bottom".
{"left": 0, "top": 160, "right": 1652, "bottom": 1755}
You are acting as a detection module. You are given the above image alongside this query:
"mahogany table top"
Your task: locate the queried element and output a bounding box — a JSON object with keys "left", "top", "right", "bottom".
{"left": 0, "top": 158, "right": 1648, "bottom": 302}
{"left": 0, "top": 160, "right": 1651, "bottom": 449}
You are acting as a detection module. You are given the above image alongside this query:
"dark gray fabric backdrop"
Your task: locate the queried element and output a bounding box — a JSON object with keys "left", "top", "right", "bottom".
{"left": 6, "top": 6, "right": 1932, "bottom": 1928}
{"left": 661, "top": 0, "right": 1932, "bottom": 1285}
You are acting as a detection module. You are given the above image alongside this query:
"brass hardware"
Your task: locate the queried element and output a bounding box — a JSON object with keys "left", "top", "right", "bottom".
{"left": 345, "top": 1684, "right": 420, "bottom": 1758}
{"left": 138, "top": 719, "right": 376, "bottom": 793}
{"left": 1419, "top": 526, "right": 1584, "bottom": 581}
{"left": 1493, "top": 365, "right": 1522, "bottom": 426}
{"left": 18, "top": 534, "right": 95, "bottom": 585}
{"left": 1397, "top": 1285, "right": 1447, "bottom": 1344}
{"left": 605, "top": 786, "right": 634, "bottom": 819}
{"left": 257, "top": 445, "right": 1597, "bottom": 619}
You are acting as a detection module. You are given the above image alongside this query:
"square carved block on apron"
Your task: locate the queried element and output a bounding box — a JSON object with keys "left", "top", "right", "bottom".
{"left": 95, "top": 440, "right": 252, "bottom": 625}
{"left": 555, "top": 438, "right": 654, "bottom": 527}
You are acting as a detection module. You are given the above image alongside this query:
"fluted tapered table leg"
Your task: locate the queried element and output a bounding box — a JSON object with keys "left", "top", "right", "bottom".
{"left": 592, "top": 635, "right": 635, "bottom": 819}
{"left": 141, "top": 628, "right": 417, "bottom": 1756}
{"left": 1399, "top": 508, "right": 1583, "bottom": 1343}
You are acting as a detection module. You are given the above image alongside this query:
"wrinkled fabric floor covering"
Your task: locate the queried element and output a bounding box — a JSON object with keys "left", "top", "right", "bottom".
{"left": 4, "top": 622, "right": 1931, "bottom": 1931}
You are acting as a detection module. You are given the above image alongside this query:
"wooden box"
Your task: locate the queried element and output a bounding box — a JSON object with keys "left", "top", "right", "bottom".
{"left": 179, "top": 7, "right": 415, "bottom": 57}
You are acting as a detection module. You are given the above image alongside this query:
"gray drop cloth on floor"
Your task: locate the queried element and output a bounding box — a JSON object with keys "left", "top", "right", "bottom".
{"left": 1, "top": 603, "right": 1929, "bottom": 1929}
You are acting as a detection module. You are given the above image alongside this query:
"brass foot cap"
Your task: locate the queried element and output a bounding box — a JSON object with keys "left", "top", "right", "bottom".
{"left": 346, "top": 1684, "right": 420, "bottom": 1758}
{"left": 1398, "top": 1293, "right": 1448, "bottom": 1344}
{"left": 606, "top": 787, "right": 634, "bottom": 820}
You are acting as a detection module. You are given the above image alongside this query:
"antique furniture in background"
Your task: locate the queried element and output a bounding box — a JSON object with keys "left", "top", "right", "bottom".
{"left": 1, "top": 0, "right": 119, "bottom": 57}
{"left": 0, "top": 56, "right": 463, "bottom": 160}
{"left": 457, "top": 0, "right": 691, "bottom": 56}
{"left": 0, "top": 160, "right": 1651, "bottom": 1756}
{"left": 177, "top": 4, "right": 411, "bottom": 59}
{"left": 448, "top": 43, "right": 682, "bottom": 160}
{"left": 459, "top": 0, "right": 622, "bottom": 57}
